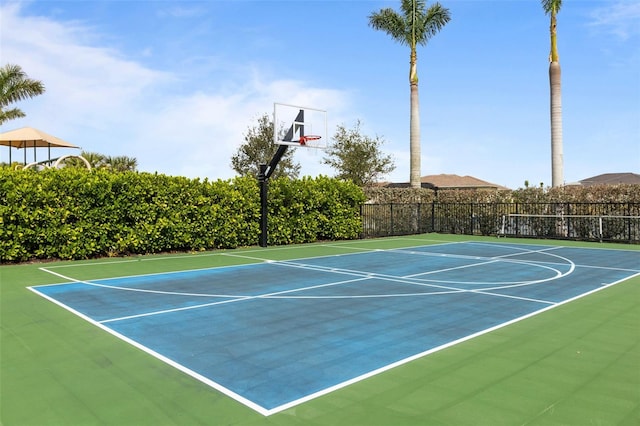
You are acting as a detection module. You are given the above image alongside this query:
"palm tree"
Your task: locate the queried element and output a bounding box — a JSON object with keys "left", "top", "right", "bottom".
{"left": 104, "top": 155, "right": 138, "bottom": 172}
{"left": 0, "top": 64, "right": 45, "bottom": 125}
{"left": 542, "top": 0, "right": 563, "bottom": 187}
{"left": 369, "top": 0, "right": 450, "bottom": 188}
{"left": 64, "top": 151, "right": 106, "bottom": 169}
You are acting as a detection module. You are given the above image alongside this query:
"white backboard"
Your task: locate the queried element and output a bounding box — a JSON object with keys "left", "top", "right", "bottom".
{"left": 273, "top": 102, "right": 327, "bottom": 149}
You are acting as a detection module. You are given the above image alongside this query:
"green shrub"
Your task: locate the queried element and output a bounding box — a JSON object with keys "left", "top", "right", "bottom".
{"left": 0, "top": 169, "right": 365, "bottom": 262}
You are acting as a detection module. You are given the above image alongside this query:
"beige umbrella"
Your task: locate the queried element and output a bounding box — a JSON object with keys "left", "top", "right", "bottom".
{"left": 0, "top": 127, "right": 80, "bottom": 165}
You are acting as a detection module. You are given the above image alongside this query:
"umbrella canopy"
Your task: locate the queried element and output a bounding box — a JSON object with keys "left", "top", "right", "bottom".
{"left": 0, "top": 126, "right": 80, "bottom": 164}
{"left": 0, "top": 127, "right": 79, "bottom": 149}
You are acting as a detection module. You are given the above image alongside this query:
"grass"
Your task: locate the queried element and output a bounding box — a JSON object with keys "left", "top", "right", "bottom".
{"left": 1, "top": 234, "right": 639, "bottom": 425}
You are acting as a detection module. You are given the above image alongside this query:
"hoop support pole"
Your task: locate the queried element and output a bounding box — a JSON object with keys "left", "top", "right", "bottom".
{"left": 259, "top": 144, "right": 289, "bottom": 247}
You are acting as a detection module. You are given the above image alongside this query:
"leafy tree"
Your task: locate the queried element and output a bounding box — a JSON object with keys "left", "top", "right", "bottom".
{"left": 323, "top": 121, "right": 395, "bottom": 187}
{"left": 542, "top": 0, "right": 564, "bottom": 187}
{"left": 0, "top": 64, "right": 45, "bottom": 125}
{"left": 369, "top": 0, "right": 450, "bottom": 188}
{"left": 231, "top": 113, "right": 300, "bottom": 179}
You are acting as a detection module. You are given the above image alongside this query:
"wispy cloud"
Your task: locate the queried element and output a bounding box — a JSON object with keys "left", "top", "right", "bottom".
{"left": 157, "top": 5, "right": 206, "bottom": 19}
{"left": 0, "top": 3, "right": 349, "bottom": 179}
{"left": 588, "top": 1, "right": 640, "bottom": 40}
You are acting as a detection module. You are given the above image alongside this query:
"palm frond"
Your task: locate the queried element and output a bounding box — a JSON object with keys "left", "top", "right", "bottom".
{"left": 541, "top": 0, "right": 562, "bottom": 16}
{"left": 369, "top": 8, "right": 408, "bottom": 46}
{"left": 0, "top": 64, "right": 45, "bottom": 107}
{"left": 418, "top": 3, "right": 452, "bottom": 45}
{"left": 0, "top": 108, "right": 26, "bottom": 125}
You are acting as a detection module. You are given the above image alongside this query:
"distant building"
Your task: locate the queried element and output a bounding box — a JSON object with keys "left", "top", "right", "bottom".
{"left": 385, "top": 174, "right": 509, "bottom": 191}
{"left": 578, "top": 173, "right": 640, "bottom": 186}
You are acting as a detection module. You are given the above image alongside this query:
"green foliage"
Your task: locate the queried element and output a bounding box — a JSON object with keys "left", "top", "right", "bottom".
{"left": 266, "top": 176, "right": 365, "bottom": 245}
{"left": 368, "top": 0, "right": 452, "bottom": 49}
{"left": 64, "top": 151, "right": 137, "bottom": 171}
{"left": 231, "top": 113, "right": 300, "bottom": 179}
{"left": 323, "top": 121, "right": 395, "bottom": 187}
{"left": 364, "top": 186, "right": 435, "bottom": 203}
{"left": 0, "top": 63, "right": 46, "bottom": 124}
{"left": 0, "top": 169, "right": 364, "bottom": 262}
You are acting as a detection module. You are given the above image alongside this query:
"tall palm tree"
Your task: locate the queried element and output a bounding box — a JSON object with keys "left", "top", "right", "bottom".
{"left": 369, "top": 0, "right": 450, "bottom": 188}
{"left": 542, "top": 0, "right": 563, "bottom": 187}
{"left": 0, "top": 64, "right": 45, "bottom": 125}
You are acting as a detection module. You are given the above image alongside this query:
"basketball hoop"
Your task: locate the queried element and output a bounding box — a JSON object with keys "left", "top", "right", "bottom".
{"left": 299, "top": 135, "right": 321, "bottom": 146}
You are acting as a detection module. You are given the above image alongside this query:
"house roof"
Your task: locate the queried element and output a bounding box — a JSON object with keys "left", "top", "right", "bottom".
{"left": 579, "top": 172, "right": 640, "bottom": 186}
{"left": 384, "top": 174, "right": 509, "bottom": 190}
{"left": 421, "top": 174, "right": 509, "bottom": 190}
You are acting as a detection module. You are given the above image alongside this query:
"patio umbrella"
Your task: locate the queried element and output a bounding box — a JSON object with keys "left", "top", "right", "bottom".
{"left": 0, "top": 127, "right": 80, "bottom": 165}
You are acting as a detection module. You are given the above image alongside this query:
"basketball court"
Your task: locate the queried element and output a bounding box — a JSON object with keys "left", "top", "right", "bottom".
{"left": 30, "top": 240, "right": 640, "bottom": 416}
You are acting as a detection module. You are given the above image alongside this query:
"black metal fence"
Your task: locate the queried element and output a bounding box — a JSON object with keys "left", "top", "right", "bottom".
{"left": 360, "top": 202, "right": 640, "bottom": 243}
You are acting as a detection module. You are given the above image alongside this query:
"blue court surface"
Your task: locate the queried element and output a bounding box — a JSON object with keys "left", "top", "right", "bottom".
{"left": 31, "top": 241, "right": 640, "bottom": 416}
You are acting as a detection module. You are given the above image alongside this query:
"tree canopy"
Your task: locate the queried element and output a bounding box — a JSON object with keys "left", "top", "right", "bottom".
{"left": 323, "top": 121, "right": 395, "bottom": 187}
{"left": 231, "top": 113, "right": 300, "bottom": 179}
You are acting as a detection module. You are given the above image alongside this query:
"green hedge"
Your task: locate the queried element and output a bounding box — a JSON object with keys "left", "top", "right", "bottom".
{"left": 0, "top": 169, "right": 365, "bottom": 262}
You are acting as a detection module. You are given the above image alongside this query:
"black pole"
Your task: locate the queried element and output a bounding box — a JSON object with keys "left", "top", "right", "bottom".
{"left": 258, "top": 143, "right": 290, "bottom": 247}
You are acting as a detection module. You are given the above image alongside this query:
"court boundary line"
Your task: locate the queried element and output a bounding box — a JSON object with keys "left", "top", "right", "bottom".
{"left": 26, "top": 285, "right": 273, "bottom": 417}
{"left": 28, "top": 242, "right": 640, "bottom": 416}
{"left": 40, "top": 246, "right": 567, "bottom": 305}
{"left": 264, "top": 270, "right": 640, "bottom": 416}
{"left": 36, "top": 242, "right": 579, "bottom": 320}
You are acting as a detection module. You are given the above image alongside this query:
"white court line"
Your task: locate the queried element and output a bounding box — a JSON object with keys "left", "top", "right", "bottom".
{"left": 262, "top": 271, "right": 640, "bottom": 416}
{"left": 99, "top": 275, "right": 372, "bottom": 323}
{"left": 26, "top": 285, "right": 272, "bottom": 416}
{"left": 30, "top": 242, "right": 640, "bottom": 417}
{"left": 39, "top": 241, "right": 573, "bottom": 305}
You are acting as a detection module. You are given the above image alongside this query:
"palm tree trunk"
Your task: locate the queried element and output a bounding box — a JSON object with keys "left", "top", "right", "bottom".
{"left": 549, "top": 61, "right": 563, "bottom": 187}
{"left": 410, "top": 83, "right": 421, "bottom": 188}
{"left": 409, "top": 49, "right": 421, "bottom": 189}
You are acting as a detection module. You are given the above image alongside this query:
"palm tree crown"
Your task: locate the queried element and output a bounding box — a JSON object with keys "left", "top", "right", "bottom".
{"left": 0, "top": 64, "right": 46, "bottom": 125}
{"left": 369, "top": 0, "right": 450, "bottom": 49}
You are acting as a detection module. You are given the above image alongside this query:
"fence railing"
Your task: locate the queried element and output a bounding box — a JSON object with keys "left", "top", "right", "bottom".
{"left": 360, "top": 202, "right": 640, "bottom": 243}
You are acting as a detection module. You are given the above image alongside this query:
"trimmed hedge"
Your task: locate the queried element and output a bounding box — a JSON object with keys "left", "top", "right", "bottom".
{"left": 0, "top": 169, "right": 365, "bottom": 262}
{"left": 364, "top": 185, "right": 640, "bottom": 204}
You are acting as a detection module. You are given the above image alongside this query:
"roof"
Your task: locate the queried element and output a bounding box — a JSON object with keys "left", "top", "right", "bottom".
{"left": 384, "top": 174, "right": 509, "bottom": 190}
{"left": 579, "top": 173, "right": 640, "bottom": 186}
{"left": 0, "top": 127, "right": 80, "bottom": 149}
{"left": 421, "top": 174, "right": 509, "bottom": 190}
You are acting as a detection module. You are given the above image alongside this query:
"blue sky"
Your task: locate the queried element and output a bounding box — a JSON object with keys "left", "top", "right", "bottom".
{"left": 1, "top": 0, "right": 638, "bottom": 188}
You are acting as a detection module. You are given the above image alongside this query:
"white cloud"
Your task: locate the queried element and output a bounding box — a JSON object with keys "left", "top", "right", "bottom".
{"left": 588, "top": 1, "right": 640, "bottom": 40}
{"left": 0, "top": 3, "right": 350, "bottom": 179}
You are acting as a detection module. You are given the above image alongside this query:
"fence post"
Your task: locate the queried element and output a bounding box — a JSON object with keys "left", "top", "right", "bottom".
{"left": 470, "top": 203, "right": 475, "bottom": 235}
{"left": 390, "top": 203, "right": 394, "bottom": 236}
{"left": 431, "top": 202, "right": 435, "bottom": 232}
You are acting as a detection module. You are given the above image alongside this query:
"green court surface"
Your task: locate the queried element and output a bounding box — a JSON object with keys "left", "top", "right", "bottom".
{"left": 2, "top": 233, "right": 639, "bottom": 425}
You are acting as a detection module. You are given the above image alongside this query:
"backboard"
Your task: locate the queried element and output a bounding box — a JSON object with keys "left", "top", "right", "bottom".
{"left": 273, "top": 102, "right": 327, "bottom": 149}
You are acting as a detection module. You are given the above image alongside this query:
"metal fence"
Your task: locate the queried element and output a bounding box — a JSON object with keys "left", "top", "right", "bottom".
{"left": 360, "top": 202, "right": 640, "bottom": 243}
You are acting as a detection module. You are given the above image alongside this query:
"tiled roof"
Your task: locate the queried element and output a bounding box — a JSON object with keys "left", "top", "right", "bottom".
{"left": 421, "top": 174, "right": 509, "bottom": 190}
{"left": 579, "top": 173, "right": 640, "bottom": 186}
{"left": 383, "top": 174, "right": 509, "bottom": 190}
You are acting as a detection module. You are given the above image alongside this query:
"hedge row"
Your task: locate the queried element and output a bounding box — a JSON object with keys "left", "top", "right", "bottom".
{"left": 0, "top": 168, "right": 365, "bottom": 262}
{"left": 364, "top": 184, "right": 640, "bottom": 204}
